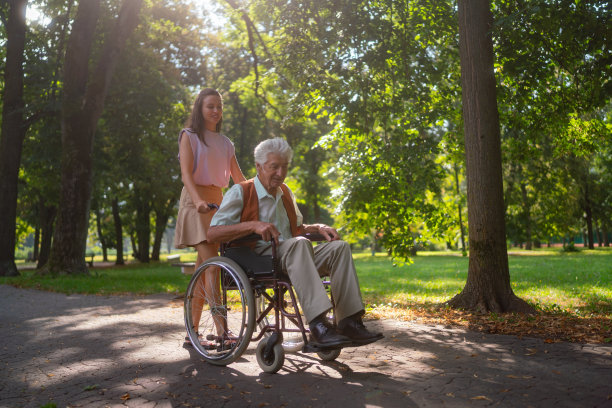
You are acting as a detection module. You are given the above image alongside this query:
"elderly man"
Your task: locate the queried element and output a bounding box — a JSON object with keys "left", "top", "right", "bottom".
{"left": 207, "top": 138, "right": 383, "bottom": 349}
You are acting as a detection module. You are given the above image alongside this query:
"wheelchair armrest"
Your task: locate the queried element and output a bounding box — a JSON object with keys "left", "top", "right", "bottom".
{"left": 227, "top": 232, "right": 327, "bottom": 247}
{"left": 299, "top": 232, "right": 327, "bottom": 242}
{"left": 226, "top": 233, "right": 263, "bottom": 247}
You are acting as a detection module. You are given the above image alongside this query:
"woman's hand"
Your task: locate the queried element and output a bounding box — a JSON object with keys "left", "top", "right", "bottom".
{"left": 195, "top": 200, "right": 216, "bottom": 214}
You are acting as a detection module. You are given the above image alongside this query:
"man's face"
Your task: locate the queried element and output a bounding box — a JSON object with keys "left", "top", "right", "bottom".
{"left": 256, "top": 153, "right": 289, "bottom": 194}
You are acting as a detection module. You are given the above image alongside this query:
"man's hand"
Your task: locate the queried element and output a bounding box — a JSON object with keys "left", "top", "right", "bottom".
{"left": 316, "top": 224, "right": 340, "bottom": 241}
{"left": 253, "top": 221, "right": 281, "bottom": 244}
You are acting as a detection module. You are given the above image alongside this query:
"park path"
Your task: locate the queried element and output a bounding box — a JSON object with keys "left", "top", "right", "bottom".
{"left": 1, "top": 284, "right": 611, "bottom": 408}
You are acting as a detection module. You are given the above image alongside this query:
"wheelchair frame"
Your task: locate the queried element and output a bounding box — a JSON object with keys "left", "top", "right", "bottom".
{"left": 184, "top": 233, "right": 340, "bottom": 373}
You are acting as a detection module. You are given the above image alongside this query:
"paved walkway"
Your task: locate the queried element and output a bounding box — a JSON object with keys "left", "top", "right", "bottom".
{"left": 1, "top": 284, "right": 611, "bottom": 408}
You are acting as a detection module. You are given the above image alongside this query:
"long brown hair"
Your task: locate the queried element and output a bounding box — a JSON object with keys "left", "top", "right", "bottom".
{"left": 186, "top": 88, "right": 223, "bottom": 145}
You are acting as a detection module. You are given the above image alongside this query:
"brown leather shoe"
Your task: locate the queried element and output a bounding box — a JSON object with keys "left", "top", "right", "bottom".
{"left": 309, "top": 320, "right": 352, "bottom": 348}
{"left": 337, "top": 317, "right": 384, "bottom": 346}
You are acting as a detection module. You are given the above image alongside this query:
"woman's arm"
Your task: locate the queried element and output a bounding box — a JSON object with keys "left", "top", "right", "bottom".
{"left": 179, "top": 133, "right": 213, "bottom": 213}
{"left": 230, "top": 154, "right": 247, "bottom": 183}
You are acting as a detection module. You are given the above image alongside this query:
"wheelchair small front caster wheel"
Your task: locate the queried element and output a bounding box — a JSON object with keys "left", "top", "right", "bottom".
{"left": 256, "top": 337, "right": 285, "bottom": 373}
{"left": 317, "top": 348, "right": 341, "bottom": 361}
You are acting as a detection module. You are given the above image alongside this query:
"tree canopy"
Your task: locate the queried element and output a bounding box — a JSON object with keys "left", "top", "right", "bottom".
{"left": 1, "top": 0, "right": 610, "bottom": 307}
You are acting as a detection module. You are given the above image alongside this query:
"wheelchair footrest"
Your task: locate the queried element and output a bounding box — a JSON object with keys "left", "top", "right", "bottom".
{"left": 302, "top": 341, "right": 343, "bottom": 353}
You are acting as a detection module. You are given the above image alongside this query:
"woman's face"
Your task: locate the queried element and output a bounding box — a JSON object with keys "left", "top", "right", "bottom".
{"left": 201, "top": 94, "right": 223, "bottom": 130}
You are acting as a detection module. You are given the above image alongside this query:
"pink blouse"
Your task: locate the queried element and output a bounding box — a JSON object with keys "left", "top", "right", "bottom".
{"left": 178, "top": 128, "right": 235, "bottom": 188}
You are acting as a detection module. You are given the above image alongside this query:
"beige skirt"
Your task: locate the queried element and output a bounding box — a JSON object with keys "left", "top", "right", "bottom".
{"left": 174, "top": 185, "right": 223, "bottom": 249}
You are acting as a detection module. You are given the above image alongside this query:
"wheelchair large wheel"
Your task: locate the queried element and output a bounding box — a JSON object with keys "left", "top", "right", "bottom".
{"left": 256, "top": 288, "right": 305, "bottom": 353}
{"left": 184, "top": 257, "right": 255, "bottom": 366}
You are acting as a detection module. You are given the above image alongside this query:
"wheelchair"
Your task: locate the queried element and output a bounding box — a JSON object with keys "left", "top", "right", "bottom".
{"left": 183, "top": 233, "right": 341, "bottom": 373}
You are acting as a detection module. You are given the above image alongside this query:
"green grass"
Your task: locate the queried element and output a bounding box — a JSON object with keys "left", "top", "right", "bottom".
{"left": 355, "top": 248, "right": 612, "bottom": 316}
{"left": 3, "top": 262, "right": 192, "bottom": 296}
{"left": 3, "top": 248, "right": 611, "bottom": 317}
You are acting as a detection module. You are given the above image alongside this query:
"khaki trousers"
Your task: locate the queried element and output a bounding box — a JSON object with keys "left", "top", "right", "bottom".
{"left": 257, "top": 236, "right": 364, "bottom": 323}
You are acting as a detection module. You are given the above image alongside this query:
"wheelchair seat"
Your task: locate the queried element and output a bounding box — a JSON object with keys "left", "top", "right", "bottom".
{"left": 222, "top": 246, "right": 275, "bottom": 279}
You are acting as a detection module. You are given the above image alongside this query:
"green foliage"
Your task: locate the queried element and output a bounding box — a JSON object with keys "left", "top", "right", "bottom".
{"left": 8, "top": 0, "right": 611, "bottom": 270}
{"left": 561, "top": 241, "right": 580, "bottom": 253}
{"left": 494, "top": 0, "right": 611, "bottom": 248}
{"left": 239, "top": 0, "right": 462, "bottom": 259}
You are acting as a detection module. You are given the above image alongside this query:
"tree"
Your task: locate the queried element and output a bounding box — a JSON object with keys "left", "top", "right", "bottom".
{"left": 45, "top": 0, "right": 143, "bottom": 275}
{"left": 0, "top": 0, "right": 27, "bottom": 276}
{"left": 447, "top": 0, "right": 533, "bottom": 313}
{"left": 495, "top": 0, "right": 611, "bottom": 247}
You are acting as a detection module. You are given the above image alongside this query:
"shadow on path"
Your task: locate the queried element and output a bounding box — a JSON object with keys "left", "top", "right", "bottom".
{"left": 1, "top": 285, "right": 610, "bottom": 407}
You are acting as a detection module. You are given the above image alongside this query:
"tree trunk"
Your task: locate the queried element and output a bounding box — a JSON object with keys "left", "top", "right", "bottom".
{"left": 454, "top": 163, "right": 467, "bottom": 254}
{"left": 33, "top": 224, "right": 40, "bottom": 262}
{"left": 520, "top": 181, "right": 532, "bottom": 250}
{"left": 151, "top": 210, "right": 169, "bottom": 261}
{"left": 111, "top": 197, "right": 124, "bottom": 265}
{"left": 37, "top": 205, "right": 57, "bottom": 269}
{"left": 584, "top": 197, "right": 594, "bottom": 249}
{"left": 94, "top": 207, "right": 108, "bottom": 262}
{"left": 596, "top": 224, "right": 603, "bottom": 247}
{"left": 0, "top": 0, "right": 27, "bottom": 277}
{"left": 448, "top": 0, "right": 533, "bottom": 314}
{"left": 45, "top": 0, "right": 142, "bottom": 275}
{"left": 151, "top": 199, "right": 174, "bottom": 261}
{"left": 134, "top": 189, "right": 150, "bottom": 263}
{"left": 130, "top": 232, "right": 138, "bottom": 261}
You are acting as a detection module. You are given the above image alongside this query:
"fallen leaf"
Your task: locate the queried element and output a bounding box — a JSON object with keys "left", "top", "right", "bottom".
{"left": 470, "top": 396, "right": 491, "bottom": 401}
{"left": 226, "top": 383, "right": 233, "bottom": 389}
{"left": 121, "top": 393, "right": 130, "bottom": 401}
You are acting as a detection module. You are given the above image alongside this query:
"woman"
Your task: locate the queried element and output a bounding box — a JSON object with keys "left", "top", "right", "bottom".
{"left": 174, "top": 88, "right": 246, "bottom": 346}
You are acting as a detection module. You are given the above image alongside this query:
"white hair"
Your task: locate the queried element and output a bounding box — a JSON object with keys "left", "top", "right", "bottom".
{"left": 254, "top": 137, "right": 293, "bottom": 165}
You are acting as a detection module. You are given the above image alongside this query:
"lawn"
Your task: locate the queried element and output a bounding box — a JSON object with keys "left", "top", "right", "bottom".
{"left": 355, "top": 248, "right": 612, "bottom": 316}
{"left": 4, "top": 247, "right": 611, "bottom": 343}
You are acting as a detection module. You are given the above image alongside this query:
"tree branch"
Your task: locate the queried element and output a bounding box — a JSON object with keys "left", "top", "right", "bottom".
{"left": 223, "top": 0, "right": 283, "bottom": 119}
